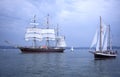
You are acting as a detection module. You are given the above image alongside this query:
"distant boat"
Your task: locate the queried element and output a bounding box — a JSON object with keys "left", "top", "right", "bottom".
{"left": 70, "top": 46, "right": 74, "bottom": 51}
{"left": 89, "top": 16, "right": 117, "bottom": 59}
{"left": 17, "top": 15, "right": 66, "bottom": 53}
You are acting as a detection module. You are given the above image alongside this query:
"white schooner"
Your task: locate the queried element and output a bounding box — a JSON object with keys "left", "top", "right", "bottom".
{"left": 89, "top": 16, "right": 117, "bottom": 59}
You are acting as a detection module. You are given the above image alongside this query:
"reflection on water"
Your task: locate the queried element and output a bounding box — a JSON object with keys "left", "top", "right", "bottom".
{"left": 24, "top": 53, "right": 64, "bottom": 77}
{"left": 0, "top": 49, "right": 120, "bottom": 77}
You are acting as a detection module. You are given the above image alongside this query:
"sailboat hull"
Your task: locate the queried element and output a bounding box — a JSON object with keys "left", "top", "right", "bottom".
{"left": 94, "top": 52, "right": 117, "bottom": 59}
{"left": 18, "top": 47, "right": 65, "bottom": 53}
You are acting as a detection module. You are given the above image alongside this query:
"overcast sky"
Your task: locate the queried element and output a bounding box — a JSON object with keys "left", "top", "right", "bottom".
{"left": 0, "top": 0, "right": 120, "bottom": 47}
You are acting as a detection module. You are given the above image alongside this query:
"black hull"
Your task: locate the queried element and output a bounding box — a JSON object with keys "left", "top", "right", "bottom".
{"left": 89, "top": 51, "right": 117, "bottom": 59}
{"left": 94, "top": 53, "right": 116, "bottom": 59}
{"left": 18, "top": 47, "right": 65, "bottom": 53}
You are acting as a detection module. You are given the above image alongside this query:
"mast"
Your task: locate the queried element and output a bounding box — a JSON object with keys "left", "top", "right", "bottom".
{"left": 33, "top": 15, "right": 37, "bottom": 48}
{"left": 99, "top": 16, "right": 102, "bottom": 52}
{"left": 56, "top": 24, "right": 59, "bottom": 36}
{"left": 46, "top": 14, "right": 49, "bottom": 47}
{"left": 56, "top": 24, "right": 59, "bottom": 47}
{"left": 109, "top": 25, "right": 112, "bottom": 50}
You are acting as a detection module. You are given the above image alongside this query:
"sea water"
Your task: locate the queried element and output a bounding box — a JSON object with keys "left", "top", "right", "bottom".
{"left": 0, "top": 49, "right": 120, "bottom": 77}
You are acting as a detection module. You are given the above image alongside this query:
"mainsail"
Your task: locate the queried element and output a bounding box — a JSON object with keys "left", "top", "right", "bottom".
{"left": 90, "top": 24, "right": 108, "bottom": 51}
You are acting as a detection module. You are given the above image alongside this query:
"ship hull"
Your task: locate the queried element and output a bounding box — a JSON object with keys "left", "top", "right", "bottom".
{"left": 18, "top": 47, "right": 65, "bottom": 53}
{"left": 89, "top": 51, "right": 117, "bottom": 59}
{"left": 94, "top": 53, "right": 116, "bottom": 59}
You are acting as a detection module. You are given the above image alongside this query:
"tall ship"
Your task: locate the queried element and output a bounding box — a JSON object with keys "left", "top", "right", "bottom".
{"left": 18, "top": 15, "right": 66, "bottom": 53}
{"left": 89, "top": 16, "right": 117, "bottom": 59}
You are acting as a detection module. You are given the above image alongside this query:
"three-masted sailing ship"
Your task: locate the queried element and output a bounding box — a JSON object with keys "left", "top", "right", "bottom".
{"left": 89, "top": 16, "right": 117, "bottom": 59}
{"left": 18, "top": 15, "right": 66, "bottom": 53}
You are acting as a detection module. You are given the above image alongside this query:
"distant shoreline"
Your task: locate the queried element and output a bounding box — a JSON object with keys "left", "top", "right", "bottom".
{"left": 0, "top": 46, "right": 17, "bottom": 49}
{"left": 0, "top": 46, "right": 120, "bottom": 49}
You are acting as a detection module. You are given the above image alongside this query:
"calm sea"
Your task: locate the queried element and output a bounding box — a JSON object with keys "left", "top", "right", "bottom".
{"left": 0, "top": 49, "right": 120, "bottom": 77}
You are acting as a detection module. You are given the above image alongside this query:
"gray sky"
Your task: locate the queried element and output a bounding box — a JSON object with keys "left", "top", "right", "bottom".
{"left": 0, "top": 0, "right": 120, "bottom": 47}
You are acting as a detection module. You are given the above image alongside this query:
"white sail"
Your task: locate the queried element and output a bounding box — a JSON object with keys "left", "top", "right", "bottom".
{"left": 103, "top": 33, "right": 108, "bottom": 51}
{"left": 41, "top": 29, "right": 56, "bottom": 40}
{"left": 57, "top": 36, "right": 66, "bottom": 47}
{"left": 25, "top": 38, "right": 42, "bottom": 41}
{"left": 26, "top": 28, "right": 41, "bottom": 34}
{"left": 109, "top": 25, "right": 112, "bottom": 50}
{"left": 25, "top": 27, "right": 42, "bottom": 41}
{"left": 102, "top": 26, "right": 108, "bottom": 51}
{"left": 94, "top": 24, "right": 107, "bottom": 51}
{"left": 26, "top": 28, "right": 56, "bottom": 41}
{"left": 90, "top": 29, "right": 98, "bottom": 48}
{"left": 41, "top": 29, "right": 55, "bottom": 34}
{"left": 71, "top": 46, "right": 74, "bottom": 51}
{"left": 96, "top": 37, "right": 99, "bottom": 51}
{"left": 30, "top": 22, "right": 39, "bottom": 25}
{"left": 90, "top": 28, "right": 100, "bottom": 51}
{"left": 25, "top": 33, "right": 42, "bottom": 38}
{"left": 24, "top": 15, "right": 66, "bottom": 48}
{"left": 101, "top": 24, "right": 107, "bottom": 48}
{"left": 25, "top": 33, "right": 42, "bottom": 41}
{"left": 42, "top": 34, "right": 56, "bottom": 40}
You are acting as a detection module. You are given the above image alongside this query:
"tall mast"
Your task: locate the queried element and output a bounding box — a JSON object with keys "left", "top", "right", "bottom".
{"left": 46, "top": 14, "right": 49, "bottom": 47}
{"left": 99, "top": 16, "right": 102, "bottom": 52}
{"left": 47, "top": 14, "right": 49, "bottom": 29}
{"left": 33, "top": 15, "right": 36, "bottom": 27}
{"left": 56, "top": 24, "right": 59, "bottom": 47}
{"left": 56, "top": 24, "right": 59, "bottom": 36}
{"left": 33, "top": 15, "right": 37, "bottom": 48}
{"left": 109, "top": 25, "right": 112, "bottom": 50}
